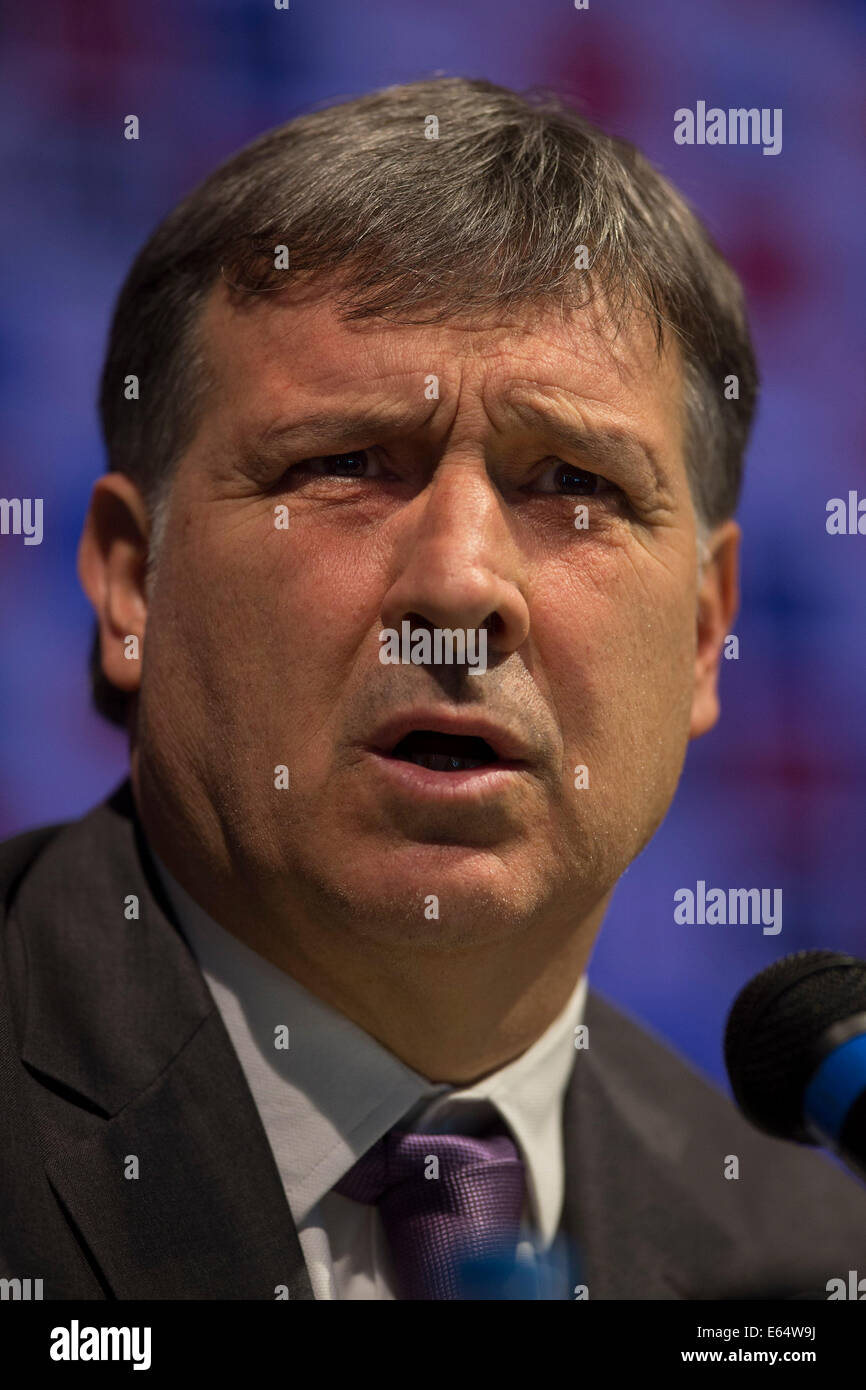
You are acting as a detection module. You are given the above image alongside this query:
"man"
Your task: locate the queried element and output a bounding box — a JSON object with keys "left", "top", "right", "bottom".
{"left": 2, "top": 77, "right": 865, "bottom": 1301}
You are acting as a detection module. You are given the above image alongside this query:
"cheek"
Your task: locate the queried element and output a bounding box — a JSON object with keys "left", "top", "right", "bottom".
{"left": 144, "top": 508, "right": 381, "bottom": 727}
{"left": 532, "top": 547, "right": 696, "bottom": 757}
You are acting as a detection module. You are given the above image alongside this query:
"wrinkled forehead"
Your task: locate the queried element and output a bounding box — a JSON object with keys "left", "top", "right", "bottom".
{"left": 192, "top": 276, "right": 687, "bottom": 464}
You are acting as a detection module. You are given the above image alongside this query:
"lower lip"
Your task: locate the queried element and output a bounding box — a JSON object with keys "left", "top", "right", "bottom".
{"left": 365, "top": 751, "right": 528, "bottom": 801}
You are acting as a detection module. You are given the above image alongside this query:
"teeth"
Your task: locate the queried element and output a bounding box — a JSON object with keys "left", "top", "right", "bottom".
{"left": 407, "top": 753, "right": 486, "bottom": 772}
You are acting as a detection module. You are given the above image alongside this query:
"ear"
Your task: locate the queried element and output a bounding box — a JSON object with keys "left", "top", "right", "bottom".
{"left": 77, "top": 473, "right": 151, "bottom": 698}
{"left": 689, "top": 518, "right": 740, "bottom": 740}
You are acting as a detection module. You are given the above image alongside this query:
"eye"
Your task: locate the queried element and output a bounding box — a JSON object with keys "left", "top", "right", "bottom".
{"left": 530, "top": 459, "right": 612, "bottom": 496}
{"left": 305, "top": 449, "right": 384, "bottom": 478}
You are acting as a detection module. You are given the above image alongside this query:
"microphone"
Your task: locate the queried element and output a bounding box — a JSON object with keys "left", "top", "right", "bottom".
{"left": 724, "top": 950, "right": 866, "bottom": 1183}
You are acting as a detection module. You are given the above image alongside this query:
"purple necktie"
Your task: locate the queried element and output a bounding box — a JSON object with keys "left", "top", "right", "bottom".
{"left": 333, "top": 1127, "right": 527, "bottom": 1300}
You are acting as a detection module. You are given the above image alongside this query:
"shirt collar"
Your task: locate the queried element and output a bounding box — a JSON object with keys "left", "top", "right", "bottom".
{"left": 154, "top": 855, "right": 585, "bottom": 1247}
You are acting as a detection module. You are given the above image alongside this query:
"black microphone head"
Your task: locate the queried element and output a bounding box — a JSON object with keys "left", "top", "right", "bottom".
{"left": 724, "top": 950, "right": 866, "bottom": 1143}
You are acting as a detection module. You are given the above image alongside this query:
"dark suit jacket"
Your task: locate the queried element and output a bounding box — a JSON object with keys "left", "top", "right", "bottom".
{"left": 2, "top": 783, "right": 866, "bottom": 1300}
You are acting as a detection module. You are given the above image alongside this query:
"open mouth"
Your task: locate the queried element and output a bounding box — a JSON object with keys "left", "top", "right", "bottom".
{"left": 387, "top": 729, "right": 501, "bottom": 773}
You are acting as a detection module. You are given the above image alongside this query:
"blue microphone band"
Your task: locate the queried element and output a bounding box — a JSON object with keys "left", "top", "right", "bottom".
{"left": 804, "top": 1032, "right": 866, "bottom": 1143}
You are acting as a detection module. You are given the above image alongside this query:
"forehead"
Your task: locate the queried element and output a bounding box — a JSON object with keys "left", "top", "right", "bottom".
{"left": 194, "top": 280, "right": 686, "bottom": 456}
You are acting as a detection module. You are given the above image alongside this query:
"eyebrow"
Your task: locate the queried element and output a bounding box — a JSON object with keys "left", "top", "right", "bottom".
{"left": 507, "top": 402, "right": 667, "bottom": 495}
{"left": 246, "top": 409, "right": 419, "bottom": 460}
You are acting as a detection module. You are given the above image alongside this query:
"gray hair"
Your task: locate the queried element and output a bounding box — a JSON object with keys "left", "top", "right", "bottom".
{"left": 93, "top": 76, "right": 757, "bottom": 723}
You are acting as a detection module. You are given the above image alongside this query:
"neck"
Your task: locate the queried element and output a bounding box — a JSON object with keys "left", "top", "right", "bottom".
{"left": 134, "top": 780, "right": 605, "bottom": 1085}
{"left": 174, "top": 870, "right": 599, "bottom": 1084}
{"left": 249, "top": 918, "right": 597, "bottom": 1084}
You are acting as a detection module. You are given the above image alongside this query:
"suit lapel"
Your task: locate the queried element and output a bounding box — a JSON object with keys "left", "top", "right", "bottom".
{"left": 11, "top": 784, "right": 314, "bottom": 1300}
{"left": 44, "top": 1010, "right": 314, "bottom": 1299}
{"left": 560, "top": 990, "right": 739, "bottom": 1300}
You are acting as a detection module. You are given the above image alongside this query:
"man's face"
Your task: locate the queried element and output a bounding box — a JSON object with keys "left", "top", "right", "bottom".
{"left": 127, "top": 284, "right": 724, "bottom": 947}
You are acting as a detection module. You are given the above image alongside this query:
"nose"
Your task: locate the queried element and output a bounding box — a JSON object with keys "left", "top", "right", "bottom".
{"left": 380, "top": 461, "right": 531, "bottom": 661}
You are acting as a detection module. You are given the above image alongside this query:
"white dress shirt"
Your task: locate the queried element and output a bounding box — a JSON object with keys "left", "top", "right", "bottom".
{"left": 154, "top": 857, "right": 587, "bottom": 1300}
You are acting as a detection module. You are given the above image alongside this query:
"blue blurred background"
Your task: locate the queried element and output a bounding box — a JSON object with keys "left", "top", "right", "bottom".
{"left": 1, "top": 0, "right": 864, "bottom": 1086}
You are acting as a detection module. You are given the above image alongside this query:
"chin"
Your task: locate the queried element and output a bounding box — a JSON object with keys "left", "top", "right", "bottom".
{"left": 306, "top": 844, "right": 559, "bottom": 946}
